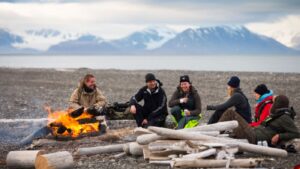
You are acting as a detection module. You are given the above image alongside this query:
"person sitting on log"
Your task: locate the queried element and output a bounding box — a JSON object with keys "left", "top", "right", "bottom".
{"left": 218, "top": 95, "right": 300, "bottom": 146}
{"left": 250, "top": 84, "right": 273, "bottom": 127}
{"left": 168, "top": 75, "right": 202, "bottom": 129}
{"left": 129, "top": 73, "right": 168, "bottom": 128}
{"left": 206, "top": 76, "right": 251, "bottom": 124}
{"left": 69, "top": 74, "right": 107, "bottom": 116}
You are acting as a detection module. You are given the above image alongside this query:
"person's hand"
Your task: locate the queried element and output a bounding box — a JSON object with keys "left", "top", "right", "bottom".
{"left": 271, "top": 134, "right": 280, "bottom": 145}
{"left": 130, "top": 105, "right": 136, "bottom": 114}
{"left": 142, "top": 119, "right": 148, "bottom": 125}
{"left": 184, "top": 109, "right": 191, "bottom": 116}
{"left": 206, "top": 105, "right": 215, "bottom": 110}
{"left": 180, "top": 97, "right": 188, "bottom": 103}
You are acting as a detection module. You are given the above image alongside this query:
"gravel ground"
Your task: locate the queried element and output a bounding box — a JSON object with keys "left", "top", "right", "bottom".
{"left": 0, "top": 68, "right": 299, "bottom": 168}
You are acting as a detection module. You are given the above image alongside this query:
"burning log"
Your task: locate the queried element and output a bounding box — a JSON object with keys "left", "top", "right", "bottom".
{"left": 76, "top": 143, "right": 125, "bottom": 156}
{"left": 148, "top": 126, "right": 288, "bottom": 157}
{"left": 170, "top": 158, "right": 263, "bottom": 168}
{"left": 6, "top": 150, "right": 44, "bottom": 169}
{"left": 35, "top": 151, "right": 74, "bottom": 169}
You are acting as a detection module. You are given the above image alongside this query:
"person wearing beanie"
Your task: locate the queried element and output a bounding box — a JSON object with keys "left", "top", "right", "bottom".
{"left": 250, "top": 84, "right": 273, "bottom": 127}
{"left": 129, "top": 73, "right": 168, "bottom": 128}
{"left": 206, "top": 76, "right": 251, "bottom": 124}
{"left": 217, "top": 95, "right": 300, "bottom": 146}
{"left": 168, "top": 75, "right": 202, "bottom": 129}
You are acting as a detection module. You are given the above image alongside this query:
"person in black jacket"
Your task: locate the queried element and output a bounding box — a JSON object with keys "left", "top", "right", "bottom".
{"left": 129, "top": 73, "right": 168, "bottom": 128}
{"left": 207, "top": 76, "right": 251, "bottom": 124}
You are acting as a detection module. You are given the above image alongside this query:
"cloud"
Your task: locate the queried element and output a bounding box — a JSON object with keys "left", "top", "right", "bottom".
{"left": 246, "top": 15, "right": 300, "bottom": 48}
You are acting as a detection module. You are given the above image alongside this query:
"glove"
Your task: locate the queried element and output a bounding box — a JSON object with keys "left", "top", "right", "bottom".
{"left": 206, "top": 105, "right": 215, "bottom": 110}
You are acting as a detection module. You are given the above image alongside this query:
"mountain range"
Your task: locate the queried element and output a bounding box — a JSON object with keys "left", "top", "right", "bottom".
{"left": 0, "top": 26, "right": 299, "bottom": 55}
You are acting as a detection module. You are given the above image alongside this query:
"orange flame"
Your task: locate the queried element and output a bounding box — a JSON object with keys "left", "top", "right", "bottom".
{"left": 45, "top": 106, "right": 99, "bottom": 138}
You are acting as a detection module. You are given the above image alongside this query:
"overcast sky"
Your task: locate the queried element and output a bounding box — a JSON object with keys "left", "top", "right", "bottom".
{"left": 1, "top": 0, "right": 300, "bottom": 49}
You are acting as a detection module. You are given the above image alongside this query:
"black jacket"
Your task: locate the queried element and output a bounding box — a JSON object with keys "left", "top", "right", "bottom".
{"left": 129, "top": 80, "right": 168, "bottom": 120}
{"left": 208, "top": 88, "right": 251, "bottom": 123}
{"left": 168, "top": 86, "right": 202, "bottom": 116}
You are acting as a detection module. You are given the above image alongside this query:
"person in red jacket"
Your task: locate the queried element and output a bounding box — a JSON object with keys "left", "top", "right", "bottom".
{"left": 250, "top": 84, "right": 273, "bottom": 127}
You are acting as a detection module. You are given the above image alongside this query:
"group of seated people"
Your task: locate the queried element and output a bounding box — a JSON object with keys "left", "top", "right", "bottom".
{"left": 69, "top": 73, "right": 300, "bottom": 147}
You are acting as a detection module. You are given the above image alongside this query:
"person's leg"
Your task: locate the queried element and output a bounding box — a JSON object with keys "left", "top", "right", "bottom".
{"left": 207, "top": 109, "right": 225, "bottom": 124}
{"left": 132, "top": 104, "right": 145, "bottom": 127}
{"left": 148, "top": 118, "right": 165, "bottom": 127}
{"left": 171, "top": 106, "right": 183, "bottom": 122}
{"left": 219, "top": 109, "right": 256, "bottom": 144}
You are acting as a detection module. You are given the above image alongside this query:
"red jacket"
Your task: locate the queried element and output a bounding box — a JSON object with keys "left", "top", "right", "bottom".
{"left": 250, "top": 95, "right": 273, "bottom": 127}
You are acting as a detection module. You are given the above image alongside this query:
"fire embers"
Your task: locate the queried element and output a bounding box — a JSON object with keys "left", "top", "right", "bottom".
{"left": 46, "top": 107, "right": 106, "bottom": 139}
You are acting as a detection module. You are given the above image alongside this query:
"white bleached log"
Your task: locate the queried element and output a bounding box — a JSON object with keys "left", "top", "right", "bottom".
{"left": 35, "top": 151, "right": 73, "bottom": 169}
{"left": 76, "top": 144, "right": 125, "bottom": 156}
{"left": 123, "top": 142, "right": 143, "bottom": 156}
{"left": 148, "top": 126, "right": 288, "bottom": 157}
{"left": 181, "top": 148, "right": 217, "bottom": 159}
{"left": 6, "top": 150, "right": 43, "bottom": 169}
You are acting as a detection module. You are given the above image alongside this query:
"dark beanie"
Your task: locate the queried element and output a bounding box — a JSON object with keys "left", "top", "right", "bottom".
{"left": 180, "top": 75, "right": 190, "bottom": 83}
{"left": 270, "top": 95, "right": 289, "bottom": 115}
{"left": 145, "top": 73, "right": 156, "bottom": 82}
{"left": 227, "top": 76, "right": 240, "bottom": 88}
{"left": 254, "top": 84, "right": 270, "bottom": 95}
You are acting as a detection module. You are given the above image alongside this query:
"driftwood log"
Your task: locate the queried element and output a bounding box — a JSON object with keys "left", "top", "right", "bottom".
{"left": 123, "top": 142, "right": 143, "bottom": 156}
{"left": 148, "top": 126, "right": 288, "bottom": 157}
{"left": 76, "top": 143, "right": 125, "bottom": 156}
{"left": 171, "top": 158, "right": 263, "bottom": 168}
{"left": 6, "top": 150, "right": 44, "bottom": 169}
{"left": 35, "top": 151, "right": 73, "bottom": 169}
{"left": 137, "top": 121, "right": 237, "bottom": 145}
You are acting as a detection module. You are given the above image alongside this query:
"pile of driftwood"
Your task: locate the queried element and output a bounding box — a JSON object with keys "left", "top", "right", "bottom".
{"left": 6, "top": 120, "right": 299, "bottom": 169}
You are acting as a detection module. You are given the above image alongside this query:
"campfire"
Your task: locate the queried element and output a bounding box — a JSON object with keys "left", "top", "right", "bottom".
{"left": 45, "top": 106, "right": 103, "bottom": 139}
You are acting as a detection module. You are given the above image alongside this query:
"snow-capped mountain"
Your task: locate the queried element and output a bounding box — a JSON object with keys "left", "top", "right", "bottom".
{"left": 48, "top": 34, "right": 118, "bottom": 54}
{"left": 154, "top": 26, "right": 297, "bottom": 55}
{"left": 111, "top": 26, "right": 176, "bottom": 52}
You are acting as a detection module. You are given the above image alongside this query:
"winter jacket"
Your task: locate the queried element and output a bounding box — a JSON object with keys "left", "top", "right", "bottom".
{"left": 250, "top": 94, "right": 273, "bottom": 127}
{"left": 69, "top": 86, "right": 107, "bottom": 110}
{"left": 255, "top": 108, "right": 300, "bottom": 143}
{"left": 129, "top": 80, "right": 168, "bottom": 121}
{"left": 208, "top": 88, "right": 251, "bottom": 123}
{"left": 168, "top": 86, "right": 202, "bottom": 116}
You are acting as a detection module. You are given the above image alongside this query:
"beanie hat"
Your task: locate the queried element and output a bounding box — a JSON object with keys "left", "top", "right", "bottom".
{"left": 254, "top": 84, "right": 270, "bottom": 96}
{"left": 180, "top": 75, "right": 190, "bottom": 83}
{"left": 227, "top": 76, "right": 240, "bottom": 88}
{"left": 145, "top": 73, "right": 156, "bottom": 82}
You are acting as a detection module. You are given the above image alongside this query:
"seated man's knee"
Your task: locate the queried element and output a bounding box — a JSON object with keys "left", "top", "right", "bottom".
{"left": 171, "top": 106, "right": 181, "bottom": 115}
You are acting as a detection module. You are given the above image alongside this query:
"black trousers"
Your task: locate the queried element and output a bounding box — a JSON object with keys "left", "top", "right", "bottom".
{"left": 133, "top": 104, "right": 164, "bottom": 128}
{"left": 207, "top": 109, "right": 225, "bottom": 124}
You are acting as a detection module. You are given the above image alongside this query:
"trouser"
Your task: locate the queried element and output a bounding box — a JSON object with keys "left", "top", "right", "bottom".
{"left": 208, "top": 109, "right": 226, "bottom": 124}
{"left": 219, "top": 109, "right": 256, "bottom": 144}
{"left": 133, "top": 104, "right": 165, "bottom": 128}
{"left": 171, "top": 106, "right": 199, "bottom": 129}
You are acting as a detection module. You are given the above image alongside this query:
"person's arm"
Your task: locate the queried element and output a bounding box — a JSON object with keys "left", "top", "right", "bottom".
{"left": 207, "top": 94, "right": 242, "bottom": 111}
{"left": 278, "top": 116, "right": 300, "bottom": 142}
{"left": 189, "top": 91, "right": 202, "bottom": 116}
{"left": 69, "top": 89, "right": 82, "bottom": 110}
{"left": 168, "top": 89, "right": 180, "bottom": 107}
{"left": 129, "top": 88, "right": 144, "bottom": 105}
{"left": 93, "top": 89, "right": 107, "bottom": 109}
{"left": 149, "top": 89, "right": 167, "bottom": 119}
{"left": 250, "top": 104, "right": 271, "bottom": 127}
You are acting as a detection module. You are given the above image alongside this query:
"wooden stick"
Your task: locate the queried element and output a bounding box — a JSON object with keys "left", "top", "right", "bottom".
{"left": 76, "top": 144, "right": 125, "bottom": 156}
{"left": 181, "top": 148, "right": 217, "bottom": 159}
{"left": 35, "top": 151, "right": 73, "bottom": 169}
{"left": 171, "top": 158, "right": 262, "bottom": 168}
{"left": 148, "top": 126, "right": 288, "bottom": 157}
{"left": 137, "top": 121, "right": 237, "bottom": 145}
{"left": 123, "top": 142, "right": 143, "bottom": 156}
{"left": 6, "top": 150, "right": 44, "bottom": 169}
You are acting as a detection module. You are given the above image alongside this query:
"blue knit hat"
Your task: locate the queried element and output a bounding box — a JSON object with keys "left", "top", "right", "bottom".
{"left": 227, "top": 76, "right": 240, "bottom": 88}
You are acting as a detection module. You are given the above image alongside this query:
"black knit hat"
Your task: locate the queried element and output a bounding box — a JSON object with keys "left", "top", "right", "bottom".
{"left": 227, "top": 76, "right": 240, "bottom": 88}
{"left": 145, "top": 73, "right": 156, "bottom": 82}
{"left": 180, "top": 75, "right": 190, "bottom": 83}
{"left": 254, "top": 84, "right": 270, "bottom": 96}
